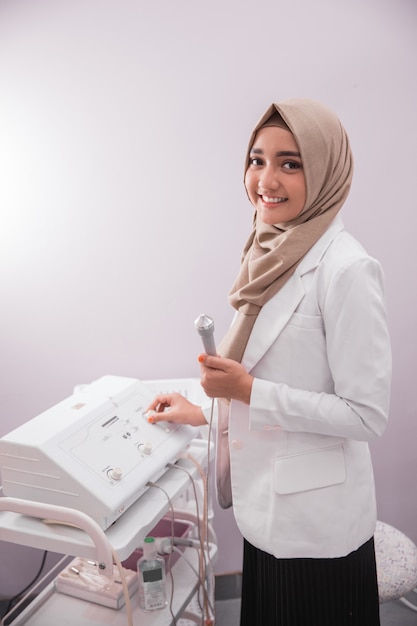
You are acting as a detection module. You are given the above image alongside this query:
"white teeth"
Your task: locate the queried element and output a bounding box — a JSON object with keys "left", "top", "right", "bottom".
{"left": 261, "top": 195, "right": 286, "bottom": 203}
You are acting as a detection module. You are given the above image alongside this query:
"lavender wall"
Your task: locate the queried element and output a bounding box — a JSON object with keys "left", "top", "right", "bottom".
{"left": 0, "top": 0, "right": 416, "bottom": 593}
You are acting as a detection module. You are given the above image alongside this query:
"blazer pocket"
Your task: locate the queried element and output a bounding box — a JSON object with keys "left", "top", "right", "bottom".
{"left": 287, "top": 312, "right": 323, "bottom": 329}
{"left": 273, "top": 444, "right": 346, "bottom": 495}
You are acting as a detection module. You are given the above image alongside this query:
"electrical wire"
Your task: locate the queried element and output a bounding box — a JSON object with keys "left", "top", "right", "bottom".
{"left": 146, "top": 481, "right": 177, "bottom": 626}
{"left": 186, "top": 399, "right": 217, "bottom": 614}
{"left": 111, "top": 549, "right": 133, "bottom": 626}
{"left": 166, "top": 463, "right": 206, "bottom": 621}
{"left": 171, "top": 546, "right": 215, "bottom": 616}
{"left": 167, "top": 462, "right": 212, "bottom": 615}
{"left": 1, "top": 555, "right": 71, "bottom": 626}
{"left": 1, "top": 550, "right": 48, "bottom": 619}
{"left": 167, "top": 400, "right": 216, "bottom": 626}
{"left": 171, "top": 546, "right": 200, "bottom": 580}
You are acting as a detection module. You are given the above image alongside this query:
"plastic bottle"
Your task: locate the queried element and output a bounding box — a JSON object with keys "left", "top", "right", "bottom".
{"left": 137, "top": 537, "right": 167, "bottom": 612}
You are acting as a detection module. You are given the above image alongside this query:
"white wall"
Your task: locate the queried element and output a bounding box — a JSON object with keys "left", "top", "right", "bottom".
{"left": 0, "top": 0, "right": 416, "bottom": 594}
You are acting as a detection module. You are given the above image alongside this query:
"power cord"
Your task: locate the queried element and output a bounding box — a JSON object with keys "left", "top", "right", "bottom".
{"left": 166, "top": 462, "right": 214, "bottom": 622}
{"left": 164, "top": 397, "right": 216, "bottom": 626}
{"left": 1, "top": 550, "right": 48, "bottom": 620}
{"left": 146, "top": 481, "right": 177, "bottom": 626}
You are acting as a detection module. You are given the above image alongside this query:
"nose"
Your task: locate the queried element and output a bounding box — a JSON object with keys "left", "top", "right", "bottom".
{"left": 258, "top": 165, "right": 280, "bottom": 192}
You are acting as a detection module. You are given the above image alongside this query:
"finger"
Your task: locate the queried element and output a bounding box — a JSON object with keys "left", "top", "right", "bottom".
{"left": 146, "top": 394, "right": 173, "bottom": 411}
{"left": 146, "top": 398, "right": 161, "bottom": 412}
{"left": 145, "top": 408, "right": 169, "bottom": 424}
{"left": 200, "top": 354, "right": 225, "bottom": 371}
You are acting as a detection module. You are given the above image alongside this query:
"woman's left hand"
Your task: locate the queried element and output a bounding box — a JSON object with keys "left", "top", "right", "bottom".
{"left": 198, "top": 354, "right": 253, "bottom": 404}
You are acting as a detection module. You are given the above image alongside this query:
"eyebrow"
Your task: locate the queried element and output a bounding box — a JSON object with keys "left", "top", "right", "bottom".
{"left": 250, "top": 148, "right": 301, "bottom": 158}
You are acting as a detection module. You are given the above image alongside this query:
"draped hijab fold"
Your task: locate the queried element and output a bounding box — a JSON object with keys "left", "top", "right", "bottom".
{"left": 218, "top": 98, "right": 354, "bottom": 363}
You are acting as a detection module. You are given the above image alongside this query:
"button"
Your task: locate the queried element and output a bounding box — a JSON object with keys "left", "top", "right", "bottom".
{"left": 144, "top": 410, "right": 156, "bottom": 423}
{"left": 231, "top": 439, "right": 243, "bottom": 450}
{"left": 142, "top": 442, "right": 153, "bottom": 455}
{"left": 108, "top": 467, "right": 123, "bottom": 481}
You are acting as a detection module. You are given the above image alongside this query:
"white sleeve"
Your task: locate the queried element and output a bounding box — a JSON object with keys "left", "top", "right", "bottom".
{"left": 201, "top": 400, "right": 217, "bottom": 425}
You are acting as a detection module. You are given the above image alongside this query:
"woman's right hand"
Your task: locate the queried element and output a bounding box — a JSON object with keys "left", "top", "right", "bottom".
{"left": 145, "top": 392, "right": 207, "bottom": 427}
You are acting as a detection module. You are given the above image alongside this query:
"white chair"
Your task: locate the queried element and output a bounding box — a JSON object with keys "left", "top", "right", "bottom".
{"left": 374, "top": 520, "right": 417, "bottom": 609}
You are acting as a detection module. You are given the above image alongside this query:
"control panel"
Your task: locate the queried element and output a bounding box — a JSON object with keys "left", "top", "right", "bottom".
{"left": 0, "top": 376, "right": 196, "bottom": 529}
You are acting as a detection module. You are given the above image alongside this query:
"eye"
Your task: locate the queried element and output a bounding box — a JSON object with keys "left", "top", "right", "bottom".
{"left": 248, "top": 156, "right": 264, "bottom": 167}
{"left": 283, "top": 160, "right": 302, "bottom": 170}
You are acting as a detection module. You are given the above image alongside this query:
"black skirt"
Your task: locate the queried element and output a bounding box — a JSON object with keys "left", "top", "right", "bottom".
{"left": 240, "top": 537, "right": 380, "bottom": 626}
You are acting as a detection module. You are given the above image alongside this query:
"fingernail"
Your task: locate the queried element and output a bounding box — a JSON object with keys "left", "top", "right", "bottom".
{"left": 145, "top": 410, "right": 156, "bottom": 424}
{"left": 198, "top": 355, "right": 205, "bottom": 363}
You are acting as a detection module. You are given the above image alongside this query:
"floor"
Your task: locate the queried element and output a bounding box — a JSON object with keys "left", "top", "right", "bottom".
{"left": 2, "top": 580, "right": 417, "bottom": 624}
{"left": 215, "top": 597, "right": 417, "bottom": 625}
{"left": 213, "top": 576, "right": 417, "bottom": 625}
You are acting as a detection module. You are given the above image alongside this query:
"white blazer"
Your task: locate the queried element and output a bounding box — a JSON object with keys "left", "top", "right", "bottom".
{"left": 215, "top": 215, "right": 392, "bottom": 559}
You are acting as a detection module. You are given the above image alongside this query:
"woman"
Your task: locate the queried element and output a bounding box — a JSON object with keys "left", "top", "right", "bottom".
{"left": 147, "top": 98, "right": 391, "bottom": 625}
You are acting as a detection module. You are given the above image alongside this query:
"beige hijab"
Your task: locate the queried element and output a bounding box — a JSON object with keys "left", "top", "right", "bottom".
{"left": 218, "top": 98, "right": 354, "bottom": 363}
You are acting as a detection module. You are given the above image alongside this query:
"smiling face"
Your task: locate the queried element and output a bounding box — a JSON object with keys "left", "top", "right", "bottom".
{"left": 244, "top": 125, "right": 306, "bottom": 225}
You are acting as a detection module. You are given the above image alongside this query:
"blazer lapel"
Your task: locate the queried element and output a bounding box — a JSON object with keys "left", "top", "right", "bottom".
{"left": 242, "top": 215, "right": 344, "bottom": 372}
{"left": 241, "top": 272, "right": 305, "bottom": 372}
{"left": 240, "top": 215, "right": 344, "bottom": 373}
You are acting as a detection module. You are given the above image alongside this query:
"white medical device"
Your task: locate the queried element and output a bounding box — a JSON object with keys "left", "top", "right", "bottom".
{"left": 0, "top": 375, "right": 195, "bottom": 530}
{"left": 194, "top": 314, "right": 216, "bottom": 356}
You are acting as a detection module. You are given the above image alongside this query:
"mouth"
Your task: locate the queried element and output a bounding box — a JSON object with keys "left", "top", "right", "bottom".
{"left": 259, "top": 194, "right": 287, "bottom": 204}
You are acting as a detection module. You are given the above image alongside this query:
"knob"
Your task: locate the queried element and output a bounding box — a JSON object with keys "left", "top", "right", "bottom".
{"left": 142, "top": 442, "right": 153, "bottom": 455}
{"left": 144, "top": 410, "right": 156, "bottom": 423}
{"left": 108, "top": 467, "right": 123, "bottom": 481}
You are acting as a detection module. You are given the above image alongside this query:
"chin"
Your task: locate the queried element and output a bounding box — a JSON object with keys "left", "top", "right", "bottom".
{"left": 258, "top": 212, "right": 282, "bottom": 225}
